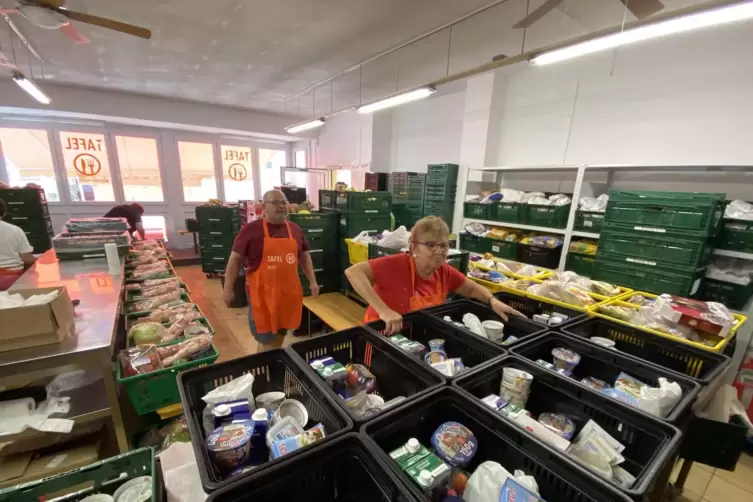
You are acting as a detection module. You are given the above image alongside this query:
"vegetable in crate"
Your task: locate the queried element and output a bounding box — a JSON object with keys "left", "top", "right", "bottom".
{"left": 157, "top": 334, "right": 212, "bottom": 366}
{"left": 131, "top": 266, "right": 173, "bottom": 280}
{"left": 127, "top": 290, "right": 181, "bottom": 313}
{"left": 133, "top": 304, "right": 197, "bottom": 325}
{"left": 129, "top": 322, "right": 166, "bottom": 346}
{"left": 120, "top": 344, "right": 161, "bottom": 377}
{"left": 162, "top": 311, "right": 201, "bottom": 342}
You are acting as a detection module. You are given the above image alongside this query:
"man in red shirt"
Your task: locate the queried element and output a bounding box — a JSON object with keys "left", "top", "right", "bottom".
{"left": 223, "top": 190, "right": 319, "bottom": 351}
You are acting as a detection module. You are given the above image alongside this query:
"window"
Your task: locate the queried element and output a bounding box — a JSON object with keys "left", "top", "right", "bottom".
{"left": 142, "top": 215, "right": 167, "bottom": 241}
{"left": 60, "top": 131, "right": 114, "bottom": 202}
{"left": 115, "top": 136, "right": 164, "bottom": 201}
{"left": 221, "top": 145, "right": 254, "bottom": 202}
{"left": 178, "top": 141, "right": 217, "bottom": 202}
{"left": 259, "top": 149, "right": 286, "bottom": 195}
{"left": 294, "top": 149, "right": 306, "bottom": 168}
{"left": 0, "top": 128, "right": 60, "bottom": 201}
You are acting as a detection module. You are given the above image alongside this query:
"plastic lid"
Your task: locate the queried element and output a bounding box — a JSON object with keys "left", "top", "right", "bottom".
{"left": 213, "top": 404, "right": 231, "bottom": 417}
{"left": 252, "top": 408, "right": 268, "bottom": 421}
{"left": 311, "top": 360, "right": 323, "bottom": 369}
{"left": 417, "top": 470, "right": 433, "bottom": 487}
{"left": 406, "top": 438, "right": 420, "bottom": 453}
{"left": 322, "top": 366, "right": 333, "bottom": 376}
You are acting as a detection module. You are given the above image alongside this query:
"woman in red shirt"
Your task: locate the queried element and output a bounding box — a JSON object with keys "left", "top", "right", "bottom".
{"left": 345, "top": 216, "right": 522, "bottom": 334}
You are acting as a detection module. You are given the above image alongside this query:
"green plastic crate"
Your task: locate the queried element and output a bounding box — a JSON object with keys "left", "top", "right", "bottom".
{"left": 699, "top": 278, "right": 753, "bottom": 310}
{"left": 426, "top": 164, "right": 459, "bottom": 189}
{"left": 459, "top": 233, "right": 491, "bottom": 255}
{"left": 605, "top": 190, "right": 725, "bottom": 237}
{"left": 491, "top": 202, "right": 521, "bottom": 223}
{"left": 566, "top": 252, "right": 596, "bottom": 277}
{"left": 318, "top": 190, "right": 344, "bottom": 209}
{"left": 289, "top": 211, "right": 339, "bottom": 232}
{"left": 463, "top": 202, "right": 490, "bottom": 220}
{"left": 424, "top": 200, "right": 454, "bottom": 219}
{"left": 0, "top": 447, "right": 160, "bottom": 502}
{"left": 117, "top": 338, "right": 220, "bottom": 415}
{"left": 522, "top": 203, "right": 570, "bottom": 228}
{"left": 185, "top": 218, "right": 199, "bottom": 232}
{"left": 575, "top": 211, "right": 605, "bottom": 232}
{"left": 335, "top": 191, "right": 392, "bottom": 212}
{"left": 340, "top": 213, "right": 391, "bottom": 238}
{"left": 488, "top": 239, "right": 518, "bottom": 260}
{"left": 196, "top": 205, "right": 240, "bottom": 223}
{"left": 447, "top": 250, "right": 471, "bottom": 274}
{"left": 202, "top": 262, "right": 226, "bottom": 274}
{"left": 592, "top": 254, "right": 705, "bottom": 296}
{"left": 716, "top": 219, "right": 753, "bottom": 253}
{"left": 598, "top": 226, "right": 712, "bottom": 270}
{"left": 198, "top": 231, "right": 237, "bottom": 248}
{"left": 200, "top": 247, "right": 231, "bottom": 264}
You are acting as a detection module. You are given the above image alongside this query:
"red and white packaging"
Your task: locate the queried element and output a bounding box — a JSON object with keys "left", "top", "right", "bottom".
{"left": 658, "top": 296, "right": 733, "bottom": 337}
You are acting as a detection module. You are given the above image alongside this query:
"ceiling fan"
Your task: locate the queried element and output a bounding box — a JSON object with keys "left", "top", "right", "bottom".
{"left": 0, "top": 0, "right": 151, "bottom": 44}
{"left": 513, "top": 0, "right": 665, "bottom": 29}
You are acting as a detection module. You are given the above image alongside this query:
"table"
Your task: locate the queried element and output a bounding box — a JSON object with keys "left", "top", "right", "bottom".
{"left": 177, "top": 229, "right": 199, "bottom": 255}
{"left": 0, "top": 250, "right": 129, "bottom": 452}
{"left": 302, "top": 293, "right": 365, "bottom": 333}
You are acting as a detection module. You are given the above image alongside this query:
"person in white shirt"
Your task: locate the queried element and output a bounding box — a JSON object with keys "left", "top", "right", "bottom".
{"left": 0, "top": 199, "right": 36, "bottom": 291}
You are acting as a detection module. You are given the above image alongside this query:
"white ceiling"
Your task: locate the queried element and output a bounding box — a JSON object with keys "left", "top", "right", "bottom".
{"left": 0, "top": 0, "right": 711, "bottom": 118}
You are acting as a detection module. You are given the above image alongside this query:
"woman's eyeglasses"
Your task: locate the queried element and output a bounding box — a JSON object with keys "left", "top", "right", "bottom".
{"left": 416, "top": 241, "right": 451, "bottom": 252}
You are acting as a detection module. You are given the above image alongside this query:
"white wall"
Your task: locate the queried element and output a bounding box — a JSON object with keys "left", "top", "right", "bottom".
{"left": 313, "top": 112, "right": 373, "bottom": 168}
{"left": 388, "top": 90, "right": 465, "bottom": 172}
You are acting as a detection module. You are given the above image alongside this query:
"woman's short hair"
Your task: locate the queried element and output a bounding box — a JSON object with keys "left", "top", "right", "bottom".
{"left": 410, "top": 216, "right": 450, "bottom": 244}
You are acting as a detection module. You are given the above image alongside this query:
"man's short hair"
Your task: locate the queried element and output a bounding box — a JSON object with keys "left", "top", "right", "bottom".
{"left": 130, "top": 203, "right": 145, "bottom": 215}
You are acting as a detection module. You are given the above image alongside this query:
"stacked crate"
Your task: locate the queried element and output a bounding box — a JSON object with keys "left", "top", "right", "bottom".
{"left": 389, "top": 172, "right": 424, "bottom": 229}
{"left": 423, "top": 164, "right": 459, "bottom": 225}
{"left": 364, "top": 172, "right": 388, "bottom": 192}
{"left": 592, "top": 190, "right": 724, "bottom": 296}
{"left": 0, "top": 187, "right": 53, "bottom": 254}
{"left": 289, "top": 211, "right": 341, "bottom": 296}
{"left": 195, "top": 205, "right": 241, "bottom": 275}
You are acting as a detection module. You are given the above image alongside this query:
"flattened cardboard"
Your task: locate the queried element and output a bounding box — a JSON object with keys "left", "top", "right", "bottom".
{"left": 0, "top": 440, "right": 99, "bottom": 488}
{"left": 0, "top": 287, "right": 75, "bottom": 352}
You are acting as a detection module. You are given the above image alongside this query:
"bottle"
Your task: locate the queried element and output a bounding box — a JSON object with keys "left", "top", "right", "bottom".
{"left": 249, "top": 407, "right": 269, "bottom": 464}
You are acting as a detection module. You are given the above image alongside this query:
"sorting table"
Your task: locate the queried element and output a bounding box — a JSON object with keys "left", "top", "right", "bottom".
{"left": 0, "top": 250, "right": 128, "bottom": 452}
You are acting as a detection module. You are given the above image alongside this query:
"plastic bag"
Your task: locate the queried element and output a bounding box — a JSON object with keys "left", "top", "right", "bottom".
{"left": 201, "top": 373, "right": 256, "bottom": 435}
{"left": 162, "top": 311, "right": 201, "bottom": 342}
{"left": 119, "top": 345, "right": 162, "bottom": 377}
{"left": 351, "top": 231, "right": 375, "bottom": 245}
{"left": 142, "top": 277, "right": 181, "bottom": 289}
{"left": 379, "top": 226, "right": 410, "bottom": 250}
{"left": 463, "top": 313, "right": 487, "bottom": 338}
{"left": 516, "top": 265, "right": 538, "bottom": 278}
{"left": 639, "top": 378, "right": 682, "bottom": 418}
{"left": 133, "top": 304, "right": 196, "bottom": 325}
{"left": 128, "top": 290, "right": 182, "bottom": 313}
{"left": 725, "top": 199, "right": 753, "bottom": 220}
{"left": 157, "top": 335, "right": 212, "bottom": 366}
{"left": 464, "top": 461, "right": 540, "bottom": 502}
{"left": 549, "top": 194, "right": 572, "bottom": 206}
{"left": 139, "top": 282, "right": 181, "bottom": 298}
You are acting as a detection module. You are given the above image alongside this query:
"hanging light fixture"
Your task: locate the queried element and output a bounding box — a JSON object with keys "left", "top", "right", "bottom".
{"left": 285, "top": 118, "right": 326, "bottom": 134}
{"left": 12, "top": 72, "right": 52, "bottom": 104}
{"left": 530, "top": 0, "right": 753, "bottom": 66}
{"left": 357, "top": 86, "right": 436, "bottom": 114}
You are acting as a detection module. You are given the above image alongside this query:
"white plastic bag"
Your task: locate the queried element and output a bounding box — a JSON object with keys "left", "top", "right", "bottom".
{"left": 464, "top": 461, "right": 513, "bottom": 502}
{"left": 201, "top": 374, "right": 256, "bottom": 434}
{"left": 380, "top": 226, "right": 410, "bottom": 250}
{"left": 513, "top": 469, "right": 539, "bottom": 494}
{"left": 463, "top": 313, "right": 487, "bottom": 338}
{"left": 639, "top": 378, "right": 682, "bottom": 418}
{"left": 351, "top": 231, "right": 373, "bottom": 244}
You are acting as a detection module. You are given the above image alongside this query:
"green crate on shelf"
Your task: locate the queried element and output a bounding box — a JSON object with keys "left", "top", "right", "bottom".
{"left": 117, "top": 338, "right": 219, "bottom": 415}
{"left": 198, "top": 231, "right": 237, "bottom": 248}
{"left": 318, "top": 190, "right": 344, "bottom": 209}
{"left": 598, "top": 225, "right": 712, "bottom": 270}
{"left": 459, "top": 233, "right": 491, "bottom": 254}
{"left": 340, "top": 213, "right": 391, "bottom": 238}
{"left": 575, "top": 211, "right": 604, "bottom": 232}
{"left": 522, "top": 203, "right": 570, "bottom": 228}
{"left": 426, "top": 163, "right": 459, "bottom": 186}
{"left": 197, "top": 219, "right": 241, "bottom": 234}
{"left": 368, "top": 243, "right": 401, "bottom": 259}
{"left": 488, "top": 239, "right": 518, "bottom": 260}
{"left": 605, "top": 190, "right": 725, "bottom": 237}
{"left": 289, "top": 211, "right": 339, "bottom": 232}
{"left": 491, "top": 202, "right": 521, "bottom": 223}
{"left": 202, "top": 262, "right": 226, "bottom": 274}
{"left": 716, "top": 219, "right": 753, "bottom": 253}
{"left": 185, "top": 218, "right": 199, "bottom": 232}
{"left": 699, "top": 278, "right": 753, "bottom": 310}
{"left": 336, "top": 191, "right": 392, "bottom": 212}
{"left": 566, "top": 252, "right": 596, "bottom": 277}
{"left": 196, "top": 205, "right": 240, "bottom": 222}
{"left": 592, "top": 254, "right": 705, "bottom": 296}
{"left": 463, "top": 202, "right": 489, "bottom": 220}
{"left": 200, "top": 247, "right": 231, "bottom": 264}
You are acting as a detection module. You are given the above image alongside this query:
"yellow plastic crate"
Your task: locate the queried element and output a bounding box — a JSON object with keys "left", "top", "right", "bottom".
{"left": 590, "top": 291, "right": 746, "bottom": 353}
{"left": 471, "top": 260, "right": 552, "bottom": 280}
{"left": 520, "top": 278, "right": 612, "bottom": 313}
{"left": 543, "top": 272, "right": 632, "bottom": 299}
{"left": 345, "top": 238, "right": 368, "bottom": 264}
{"left": 468, "top": 276, "right": 513, "bottom": 294}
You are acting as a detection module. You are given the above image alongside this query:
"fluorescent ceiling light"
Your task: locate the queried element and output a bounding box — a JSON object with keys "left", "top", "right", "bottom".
{"left": 357, "top": 86, "right": 436, "bottom": 114}
{"left": 530, "top": 1, "right": 753, "bottom": 66}
{"left": 285, "top": 118, "right": 325, "bottom": 134}
{"left": 12, "top": 73, "right": 52, "bottom": 105}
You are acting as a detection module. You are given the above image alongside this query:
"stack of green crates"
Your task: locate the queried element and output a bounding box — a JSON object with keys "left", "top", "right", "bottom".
{"left": 289, "top": 211, "right": 341, "bottom": 296}
{"left": 0, "top": 187, "right": 53, "bottom": 254}
{"left": 592, "top": 190, "right": 725, "bottom": 296}
{"left": 389, "top": 172, "right": 425, "bottom": 229}
{"left": 423, "top": 164, "right": 459, "bottom": 224}
{"left": 196, "top": 205, "right": 241, "bottom": 274}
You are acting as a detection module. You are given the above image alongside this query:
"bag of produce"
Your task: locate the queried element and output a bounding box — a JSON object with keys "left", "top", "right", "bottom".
{"left": 128, "top": 290, "right": 181, "bottom": 313}
{"left": 157, "top": 335, "right": 212, "bottom": 367}
{"left": 131, "top": 267, "right": 173, "bottom": 280}
{"left": 142, "top": 277, "right": 181, "bottom": 289}
{"left": 129, "top": 322, "right": 167, "bottom": 346}
{"left": 162, "top": 311, "right": 201, "bottom": 342}
{"left": 133, "top": 304, "right": 197, "bottom": 325}
{"left": 120, "top": 344, "right": 162, "bottom": 377}
{"left": 139, "top": 282, "right": 181, "bottom": 298}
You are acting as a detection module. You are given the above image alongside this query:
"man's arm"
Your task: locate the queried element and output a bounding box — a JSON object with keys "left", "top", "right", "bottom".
{"left": 21, "top": 253, "right": 36, "bottom": 268}
{"left": 300, "top": 251, "right": 319, "bottom": 295}
{"left": 222, "top": 252, "right": 244, "bottom": 306}
{"left": 135, "top": 222, "right": 146, "bottom": 240}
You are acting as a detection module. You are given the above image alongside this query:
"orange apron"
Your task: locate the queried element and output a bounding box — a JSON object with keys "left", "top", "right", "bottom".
{"left": 363, "top": 256, "right": 445, "bottom": 323}
{"left": 0, "top": 268, "right": 23, "bottom": 292}
{"left": 246, "top": 220, "right": 303, "bottom": 334}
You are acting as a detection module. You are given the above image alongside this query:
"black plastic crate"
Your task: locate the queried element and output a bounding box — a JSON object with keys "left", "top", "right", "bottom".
{"left": 206, "top": 434, "right": 417, "bottom": 502}
{"left": 366, "top": 311, "right": 506, "bottom": 381}
{"left": 453, "top": 355, "right": 682, "bottom": 499}
{"left": 679, "top": 414, "right": 750, "bottom": 470}
{"left": 177, "top": 349, "right": 353, "bottom": 492}
{"left": 424, "top": 299, "right": 548, "bottom": 348}
{"left": 518, "top": 242, "right": 562, "bottom": 269}
{"left": 365, "top": 172, "right": 389, "bottom": 192}
{"left": 362, "top": 387, "right": 632, "bottom": 502}
{"left": 288, "top": 327, "right": 445, "bottom": 425}
{"left": 510, "top": 331, "right": 701, "bottom": 424}
{"left": 562, "top": 317, "right": 731, "bottom": 385}
{"left": 492, "top": 291, "right": 587, "bottom": 328}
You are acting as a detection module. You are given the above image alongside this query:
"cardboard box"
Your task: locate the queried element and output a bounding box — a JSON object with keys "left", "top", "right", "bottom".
{"left": 0, "top": 440, "right": 100, "bottom": 488}
{"left": 659, "top": 296, "right": 732, "bottom": 337}
{"left": 0, "top": 287, "right": 75, "bottom": 352}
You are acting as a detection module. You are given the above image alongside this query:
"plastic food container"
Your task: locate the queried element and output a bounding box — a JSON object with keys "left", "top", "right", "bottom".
{"left": 538, "top": 412, "right": 576, "bottom": 440}
{"left": 552, "top": 347, "right": 581, "bottom": 371}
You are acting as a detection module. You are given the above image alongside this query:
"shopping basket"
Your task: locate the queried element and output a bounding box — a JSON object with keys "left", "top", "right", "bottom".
{"left": 493, "top": 291, "right": 587, "bottom": 328}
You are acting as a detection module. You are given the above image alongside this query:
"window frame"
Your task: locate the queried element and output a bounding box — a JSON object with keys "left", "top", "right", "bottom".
{"left": 218, "top": 140, "right": 260, "bottom": 203}
{"left": 175, "top": 135, "right": 223, "bottom": 204}
{"left": 110, "top": 128, "right": 169, "bottom": 205}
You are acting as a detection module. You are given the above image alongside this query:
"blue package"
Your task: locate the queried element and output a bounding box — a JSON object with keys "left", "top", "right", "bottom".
{"left": 499, "top": 477, "right": 545, "bottom": 501}
{"left": 603, "top": 387, "right": 640, "bottom": 407}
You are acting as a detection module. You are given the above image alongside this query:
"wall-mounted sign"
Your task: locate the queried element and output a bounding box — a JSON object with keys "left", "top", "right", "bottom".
{"left": 228, "top": 163, "right": 247, "bottom": 181}
{"left": 73, "top": 153, "right": 102, "bottom": 176}
{"left": 221, "top": 146, "right": 252, "bottom": 181}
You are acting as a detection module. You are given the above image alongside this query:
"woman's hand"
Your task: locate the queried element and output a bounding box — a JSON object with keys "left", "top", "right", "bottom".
{"left": 378, "top": 308, "right": 403, "bottom": 335}
{"left": 490, "top": 297, "right": 525, "bottom": 322}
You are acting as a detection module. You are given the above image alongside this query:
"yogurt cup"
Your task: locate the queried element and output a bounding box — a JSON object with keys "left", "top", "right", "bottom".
{"left": 429, "top": 339, "right": 445, "bottom": 352}
{"left": 481, "top": 320, "right": 505, "bottom": 342}
{"left": 113, "top": 476, "right": 152, "bottom": 502}
{"left": 552, "top": 347, "right": 581, "bottom": 371}
{"left": 425, "top": 351, "right": 448, "bottom": 364}
{"left": 538, "top": 412, "right": 576, "bottom": 440}
{"left": 274, "top": 399, "right": 308, "bottom": 428}
{"left": 255, "top": 392, "right": 286, "bottom": 413}
{"left": 581, "top": 377, "right": 611, "bottom": 391}
{"left": 501, "top": 367, "right": 533, "bottom": 393}
{"left": 591, "top": 337, "right": 616, "bottom": 349}
{"left": 81, "top": 495, "right": 114, "bottom": 502}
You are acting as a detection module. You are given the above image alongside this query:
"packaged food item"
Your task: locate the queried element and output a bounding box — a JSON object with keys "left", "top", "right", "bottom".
{"left": 425, "top": 351, "right": 448, "bottom": 364}
{"left": 119, "top": 345, "right": 161, "bottom": 377}
{"left": 513, "top": 413, "right": 570, "bottom": 452}
{"left": 389, "top": 334, "right": 428, "bottom": 358}
{"left": 548, "top": 316, "right": 565, "bottom": 326}
{"left": 213, "top": 399, "right": 252, "bottom": 427}
{"left": 269, "top": 423, "right": 326, "bottom": 459}
{"left": 574, "top": 420, "right": 625, "bottom": 466}
{"left": 206, "top": 420, "right": 254, "bottom": 473}
{"left": 658, "top": 296, "right": 734, "bottom": 337}
{"left": 266, "top": 415, "right": 304, "bottom": 446}
{"left": 390, "top": 438, "right": 451, "bottom": 493}
{"left": 535, "top": 359, "right": 555, "bottom": 370}
{"left": 346, "top": 364, "right": 377, "bottom": 393}
{"left": 480, "top": 320, "right": 505, "bottom": 342}
{"left": 431, "top": 358, "right": 465, "bottom": 377}
{"left": 128, "top": 322, "right": 166, "bottom": 346}
{"left": 248, "top": 408, "right": 269, "bottom": 465}
{"left": 552, "top": 347, "right": 581, "bottom": 371}
{"left": 502, "top": 336, "right": 519, "bottom": 346}
{"left": 532, "top": 313, "right": 550, "bottom": 324}
{"left": 429, "top": 339, "right": 445, "bottom": 352}
{"left": 310, "top": 356, "right": 348, "bottom": 388}
{"left": 481, "top": 394, "right": 508, "bottom": 411}
{"left": 112, "top": 476, "right": 152, "bottom": 502}
{"left": 157, "top": 335, "right": 212, "bottom": 366}
{"left": 202, "top": 374, "right": 256, "bottom": 435}
{"left": 581, "top": 377, "right": 611, "bottom": 391}
{"left": 431, "top": 422, "right": 478, "bottom": 467}
{"left": 590, "top": 336, "right": 616, "bottom": 348}
{"left": 500, "top": 477, "right": 545, "bottom": 502}
{"left": 612, "top": 465, "right": 637, "bottom": 488}
{"left": 538, "top": 412, "right": 576, "bottom": 440}
{"left": 499, "top": 404, "right": 531, "bottom": 420}
{"left": 273, "top": 399, "right": 308, "bottom": 428}
{"left": 614, "top": 372, "right": 645, "bottom": 399}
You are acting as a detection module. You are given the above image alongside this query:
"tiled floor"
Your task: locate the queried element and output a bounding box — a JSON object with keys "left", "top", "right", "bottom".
{"left": 177, "top": 265, "right": 753, "bottom": 502}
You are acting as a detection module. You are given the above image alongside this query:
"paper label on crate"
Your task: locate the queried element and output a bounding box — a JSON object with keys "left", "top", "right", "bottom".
{"left": 45, "top": 454, "right": 68, "bottom": 469}
{"left": 492, "top": 246, "right": 500, "bottom": 252}
{"left": 691, "top": 278, "right": 701, "bottom": 296}
{"left": 584, "top": 221, "right": 593, "bottom": 227}
{"left": 309, "top": 229, "right": 324, "bottom": 233}
{"left": 38, "top": 418, "right": 75, "bottom": 434}
{"left": 633, "top": 226, "right": 666, "bottom": 233}
{"left": 626, "top": 258, "right": 656, "bottom": 266}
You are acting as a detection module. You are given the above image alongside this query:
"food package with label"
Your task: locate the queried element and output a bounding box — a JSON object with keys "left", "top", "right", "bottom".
{"left": 658, "top": 295, "right": 734, "bottom": 337}
{"left": 527, "top": 281, "right": 595, "bottom": 308}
